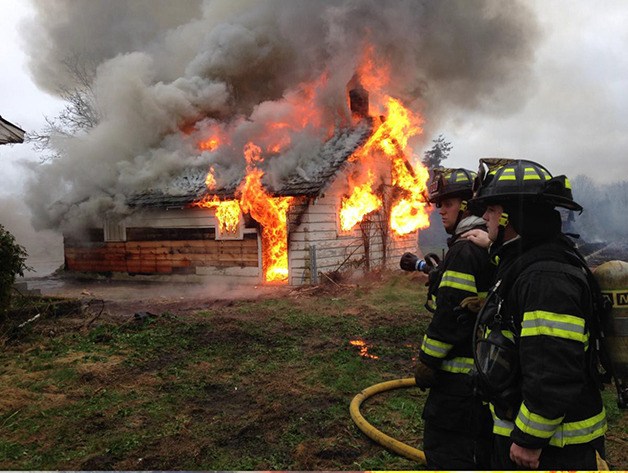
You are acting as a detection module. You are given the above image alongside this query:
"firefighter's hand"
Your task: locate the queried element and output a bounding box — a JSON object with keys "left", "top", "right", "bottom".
{"left": 414, "top": 361, "right": 436, "bottom": 390}
{"left": 461, "top": 229, "right": 491, "bottom": 248}
{"left": 423, "top": 253, "right": 440, "bottom": 269}
{"left": 400, "top": 252, "right": 420, "bottom": 272}
{"left": 510, "top": 443, "right": 542, "bottom": 469}
{"left": 459, "top": 296, "right": 485, "bottom": 314}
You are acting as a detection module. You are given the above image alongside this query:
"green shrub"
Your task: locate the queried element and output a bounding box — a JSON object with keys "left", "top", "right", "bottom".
{"left": 0, "top": 224, "right": 30, "bottom": 318}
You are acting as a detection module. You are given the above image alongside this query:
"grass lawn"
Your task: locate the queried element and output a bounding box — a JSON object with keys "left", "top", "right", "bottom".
{"left": 0, "top": 271, "right": 625, "bottom": 470}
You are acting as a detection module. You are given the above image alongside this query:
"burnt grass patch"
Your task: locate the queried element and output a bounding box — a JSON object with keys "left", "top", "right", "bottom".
{"left": 0, "top": 272, "right": 626, "bottom": 470}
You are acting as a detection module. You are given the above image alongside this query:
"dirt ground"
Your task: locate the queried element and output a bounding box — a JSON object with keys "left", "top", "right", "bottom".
{"left": 11, "top": 271, "right": 628, "bottom": 470}
{"left": 8, "top": 272, "right": 424, "bottom": 470}
{"left": 22, "top": 273, "right": 295, "bottom": 319}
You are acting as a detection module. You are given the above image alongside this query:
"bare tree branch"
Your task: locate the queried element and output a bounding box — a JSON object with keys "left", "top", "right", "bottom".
{"left": 26, "top": 54, "right": 101, "bottom": 162}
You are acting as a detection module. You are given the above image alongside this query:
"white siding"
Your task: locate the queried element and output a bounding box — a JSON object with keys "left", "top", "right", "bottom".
{"left": 123, "top": 208, "right": 218, "bottom": 229}
{"left": 287, "top": 174, "right": 420, "bottom": 285}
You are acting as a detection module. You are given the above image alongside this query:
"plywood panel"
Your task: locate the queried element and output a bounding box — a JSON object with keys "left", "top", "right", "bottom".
{"left": 64, "top": 236, "right": 260, "bottom": 275}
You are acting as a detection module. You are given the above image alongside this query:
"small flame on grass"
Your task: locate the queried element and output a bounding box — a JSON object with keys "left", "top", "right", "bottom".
{"left": 350, "top": 339, "right": 379, "bottom": 360}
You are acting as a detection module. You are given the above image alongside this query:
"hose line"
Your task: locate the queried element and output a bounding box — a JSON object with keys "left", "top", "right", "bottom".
{"left": 349, "top": 377, "right": 426, "bottom": 465}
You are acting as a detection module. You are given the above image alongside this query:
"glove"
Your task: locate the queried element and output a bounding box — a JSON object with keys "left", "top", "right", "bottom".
{"left": 423, "top": 252, "right": 441, "bottom": 268}
{"left": 414, "top": 360, "right": 436, "bottom": 390}
{"left": 459, "top": 296, "right": 485, "bottom": 314}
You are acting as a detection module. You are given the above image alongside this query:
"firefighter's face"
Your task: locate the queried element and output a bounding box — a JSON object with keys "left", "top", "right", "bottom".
{"left": 438, "top": 197, "right": 462, "bottom": 234}
{"left": 483, "top": 204, "right": 504, "bottom": 242}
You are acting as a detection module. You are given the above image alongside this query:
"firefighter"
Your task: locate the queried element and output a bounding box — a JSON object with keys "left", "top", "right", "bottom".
{"left": 470, "top": 158, "right": 607, "bottom": 470}
{"left": 400, "top": 168, "right": 494, "bottom": 469}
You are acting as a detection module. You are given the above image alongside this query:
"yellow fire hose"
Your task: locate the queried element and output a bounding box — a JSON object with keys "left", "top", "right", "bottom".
{"left": 349, "top": 377, "right": 426, "bottom": 465}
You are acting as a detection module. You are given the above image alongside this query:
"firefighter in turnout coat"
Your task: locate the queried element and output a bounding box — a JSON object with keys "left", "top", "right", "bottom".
{"left": 471, "top": 159, "right": 607, "bottom": 470}
{"left": 400, "top": 168, "right": 494, "bottom": 469}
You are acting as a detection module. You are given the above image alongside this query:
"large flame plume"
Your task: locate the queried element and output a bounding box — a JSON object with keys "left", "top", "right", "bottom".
{"left": 237, "top": 143, "right": 293, "bottom": 283}
{"left": 195, "top": 46, "right": 431, "bottom": 283}
{"left": 196, "top": 143, "right": 293, "bottom": 282}
{"left": 339, "top": 52, "right": 430, "bottom": 235}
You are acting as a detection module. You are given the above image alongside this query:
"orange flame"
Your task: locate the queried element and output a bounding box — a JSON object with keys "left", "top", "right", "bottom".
{"left": 238, "top": 143, "right": 293, "bottom": 282}
{"left": 340, "top": 96, "right": 429, "bottom": 234}
{"left": 197, "top": 123, "right": 227, "bottom": 152}
{"left": 199, "top": 137, "right": 221, "bottom": 151}
{"left": 205, "top": 165, "right": 217, "bottom": 189}
{"left": 192, "top": 48, "right": 431, "bottom": 284}
{"left": 355, "top": 44, "right": 391, "bottom": 104}
{"left": 350, "top": 339, "right": 379, "bottom": 360}
{"left": 194, "top": 195, "right": 242, "bottom": 235}
{"left": 194, "top": 143, "right": 293, "bottom": 282}
{"left": 339, "top": 171, "right": 382, "bottom": 231}
{"left": 251, "top": 72, "right": 335, "bottom": 155}
{"left": 390, "top": 156, "right": 430, "bottom": 235}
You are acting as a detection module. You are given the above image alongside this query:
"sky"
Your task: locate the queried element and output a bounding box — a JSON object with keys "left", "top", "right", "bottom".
{"left": 0, "top": 0, "right": 627, "bottom": 274}
{"left": 443, "top": 1, "right": 628, "bottom": 179}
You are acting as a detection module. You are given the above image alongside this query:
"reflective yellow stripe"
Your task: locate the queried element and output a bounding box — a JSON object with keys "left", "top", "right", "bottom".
{"left": 477, "top": 291, "right": 488, "bottom": 299}
{"left": 439, "top": 356, "right": 474, "bottom": 374}
{"left": 515, "top": 402, "right": 563, "bottom": 439}
{"left": 491, "top": 404, "right": 607, "bottom": 446}
{"left": 523, "top": 167, "right": 542, "bottom": 180}
{"left": 421, "top": 334, "right": 452, "bottom": 359}
{"left": 548, "top": 408, "right": 607, "bottom": 447}
{"left": 521, "top": 310, "right": 588, "bottom": 343}
{"left": 439, "top": 270, "right": 477, "bottom": 293}
{"left": 490, "top": 404, "right": 515, "bottom": 436}
{"left": 565, "top": 177, "right": 572, "bottom": 189}
{"left": 499, "top": 168, "right": 516, "bottom": 181}
{"left": 455, "top": 172, "right": 469, "bottom": 182}
{"left": 426, "top": 295, "right": 437, "bottom": 311}
{"left": 486, "top": 327, "right": 515, "bottom": 343}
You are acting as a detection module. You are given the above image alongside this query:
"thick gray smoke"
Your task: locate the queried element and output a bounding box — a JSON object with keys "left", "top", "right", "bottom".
{"left": 571, "top": 176, "right": 628, "bottom": 241}
{"left": 21, "top": 0, "right": 541, "bottom": 234}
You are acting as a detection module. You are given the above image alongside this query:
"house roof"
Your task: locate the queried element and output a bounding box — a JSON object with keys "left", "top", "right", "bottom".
{"left": 0, "top": 116, "right": 26, "bottom": 145}
{"left": 128, "top": 122, "right": 373, "bottom": 208}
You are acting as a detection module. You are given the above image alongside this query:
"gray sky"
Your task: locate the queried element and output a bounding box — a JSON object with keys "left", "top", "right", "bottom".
{"left": 0, "top": 0, "right": 63, "bottom": 195}
{"left": 0, "top": 0, "right": 627, "bottom": 273}
{"left": 1, "top": 0, "right": 625, "bottom": 190}
{"left": 443, "top": 1, "right": 628, "bottom": 180}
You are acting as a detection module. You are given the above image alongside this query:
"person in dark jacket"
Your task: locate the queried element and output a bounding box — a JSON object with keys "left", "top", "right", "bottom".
{"left": 400, "top": 168, "right": 494, "bottom": 469}
{"left": 471, "top": 158, "right": 607, "bottom": 470}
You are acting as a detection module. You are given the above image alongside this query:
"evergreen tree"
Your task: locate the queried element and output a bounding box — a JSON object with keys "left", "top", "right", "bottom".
{"left": 422, "top": 134, "right": 452, "bottom": 169}
{"left": 0, "top": 225, "right": 30, "bottom": 320}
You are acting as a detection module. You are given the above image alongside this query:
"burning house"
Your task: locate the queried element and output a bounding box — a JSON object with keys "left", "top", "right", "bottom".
{"left": 21, "top": 1, "right": 541, "bottom": 287}
{"left": 64, "top": 84, "right": 431, "bottom": 285}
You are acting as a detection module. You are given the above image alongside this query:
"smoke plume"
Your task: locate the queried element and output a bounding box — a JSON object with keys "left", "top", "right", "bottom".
{"left": 21, "top": 0, "right": 541, "bottom": 234}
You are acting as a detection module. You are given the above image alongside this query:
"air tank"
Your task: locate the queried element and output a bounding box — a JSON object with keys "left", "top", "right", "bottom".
{"left": 593, "top": 260, "right": 628, "bottom": 407}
